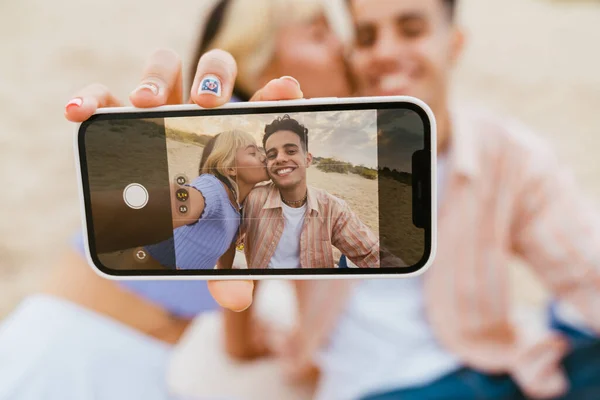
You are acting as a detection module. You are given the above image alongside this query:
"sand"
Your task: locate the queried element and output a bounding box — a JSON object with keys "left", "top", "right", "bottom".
{"left": 166, "top": 137, "right": 205, "bottom": 184}
{"left": 0, "top": 0, "right": 599, "bottom": 397}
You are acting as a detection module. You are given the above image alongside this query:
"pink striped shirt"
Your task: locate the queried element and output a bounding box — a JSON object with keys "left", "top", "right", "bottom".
{"left": 240, "top": 182, "right": 380, "bottom": 269}
{"left": 307, "top": 105, "right": 600, "bottom": 399}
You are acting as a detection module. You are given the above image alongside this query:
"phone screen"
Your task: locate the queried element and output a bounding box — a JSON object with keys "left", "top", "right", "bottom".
{"left": 78, "top": 101, "right": 433, "bottom": 277}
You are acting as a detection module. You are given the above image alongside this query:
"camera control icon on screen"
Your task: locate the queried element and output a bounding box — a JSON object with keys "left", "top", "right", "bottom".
{"left": 123, "top": 183, "right": 149, "bottom": 210}
{"left": 176, "top": 188, "right": 189, "bottom": 202}
{"left": 175, "top": 175, "right": 187, "bottom": 186}
{"left": 134, "top": 248, "right": 148, "bottom": 263}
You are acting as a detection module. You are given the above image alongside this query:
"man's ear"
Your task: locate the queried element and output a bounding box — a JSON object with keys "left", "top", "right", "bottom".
{"left": 449, "top": 26, "right": 465, "bottom": 66}
{"left": 306, "top": 152, "right": 313, "bottom": 166}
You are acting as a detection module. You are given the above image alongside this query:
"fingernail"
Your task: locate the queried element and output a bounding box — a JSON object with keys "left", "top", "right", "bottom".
{"left": 198, "top": 74, "right": 222, "bottom": 97}
{"left": 65, "top": 97, "right": 83, "bottom": 110}
{"left": 134, "top": 82, "right": 159, "bottom": 96}
{"left": 280, "top": 76, "right": 300, "bottom": 87}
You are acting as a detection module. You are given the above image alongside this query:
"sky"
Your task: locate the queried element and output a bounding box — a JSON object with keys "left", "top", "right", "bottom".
{"left": 165, "top": 108, "right": 425, "bottom": 172}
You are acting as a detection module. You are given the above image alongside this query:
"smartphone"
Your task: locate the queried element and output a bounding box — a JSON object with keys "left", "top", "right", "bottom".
{"left": 74, "top": 96, "right": 437, "bottom": 280}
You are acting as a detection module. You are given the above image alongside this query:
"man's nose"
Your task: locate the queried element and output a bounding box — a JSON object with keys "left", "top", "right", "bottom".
{"left": 373, "top": 27, "right": 404, "bottom": 64}
{"left": 275, "top": 152, "right": 289, "bottom": 164}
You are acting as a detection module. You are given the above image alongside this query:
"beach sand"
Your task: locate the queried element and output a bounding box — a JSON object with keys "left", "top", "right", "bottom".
{"left": 166, "top": 137, "right": 205, "bottom": 184}
{"left": 0, "top": 0, "right": 599, "bottom": 397}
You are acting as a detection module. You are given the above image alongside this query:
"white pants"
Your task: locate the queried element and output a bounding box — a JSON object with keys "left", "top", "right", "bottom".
{"left": 0, "top": 295, "right": 200, "bottom": 400}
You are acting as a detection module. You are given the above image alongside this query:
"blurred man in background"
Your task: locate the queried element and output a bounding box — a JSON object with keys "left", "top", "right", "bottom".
{"left": 287, "top": 1, "right": 600, "bottom": 399}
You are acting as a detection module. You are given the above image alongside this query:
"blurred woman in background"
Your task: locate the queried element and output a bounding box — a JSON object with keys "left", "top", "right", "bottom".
{"left": 0, "top": 0, "right": 354, "bottom": 399}
{"left": 191, "top": 0, "right": 354, "bottom": 102}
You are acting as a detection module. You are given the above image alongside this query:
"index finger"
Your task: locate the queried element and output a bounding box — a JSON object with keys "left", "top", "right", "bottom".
{"left": 129, "top": 48, "right": 184, "bottom": 108}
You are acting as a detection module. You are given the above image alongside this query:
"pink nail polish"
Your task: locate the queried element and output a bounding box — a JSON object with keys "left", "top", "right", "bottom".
{"left": 135, "top": 82, "right": 160, "bottom": 96}
{"left": 65, "top": 98, "right": 83, "bottom": 110}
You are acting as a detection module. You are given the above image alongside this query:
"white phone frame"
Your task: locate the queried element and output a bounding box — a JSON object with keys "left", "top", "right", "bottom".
{"left": 73, "top": 95, "right": 437, "bottom": 281}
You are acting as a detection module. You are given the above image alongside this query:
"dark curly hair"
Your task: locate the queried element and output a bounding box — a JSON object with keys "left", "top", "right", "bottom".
{"left": 263, "top": 115, "right": 309, "bottom": 152}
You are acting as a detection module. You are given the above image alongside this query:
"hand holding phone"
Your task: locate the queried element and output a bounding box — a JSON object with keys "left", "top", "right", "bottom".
{"left": 65, "top": 48, "right": 305, "bottom": 312}
{"left": 69, "top": 49, "right": 437, "bottom": 290}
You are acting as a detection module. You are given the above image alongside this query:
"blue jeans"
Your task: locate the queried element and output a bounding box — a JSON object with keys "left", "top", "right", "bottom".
{"left": 361, "top": 303, "right": 600, "bottom": 400}
{"left": 339, "top": 255, "right": 349, "bottom": 268}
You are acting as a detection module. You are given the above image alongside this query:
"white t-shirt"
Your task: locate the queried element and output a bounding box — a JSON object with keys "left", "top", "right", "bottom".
{"left": 313, "top": 156, "right": 461, "bottom": 400}
{"left": 268, "top": 203, "right": 306, "bottom": 269}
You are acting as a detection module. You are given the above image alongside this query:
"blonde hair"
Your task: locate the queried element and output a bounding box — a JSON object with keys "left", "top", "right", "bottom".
{"left": 200, "top": 0, "right": 354, "bottom": 96}
{"left": 200, "top": 129, "right": 257, "bottom": 202}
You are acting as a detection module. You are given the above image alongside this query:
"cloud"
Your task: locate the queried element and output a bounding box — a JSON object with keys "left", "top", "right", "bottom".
{"left": 305, "top": 110, "right": 378, "bottom": 168}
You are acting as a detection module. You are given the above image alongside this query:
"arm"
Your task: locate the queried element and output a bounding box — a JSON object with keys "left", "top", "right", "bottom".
{"left": 221, "top": 282, "right": 270, "bottom": 361}
{"left": 280, "top": 280, "right": 355, "bottom": 382}
{"left": 170, "top": 184, "right": 205, "bottom": 229}
{"left": 222, "top": 304, "right": 254, "bottom": 360}
{"left": 331, "top": 202, "right": 380, "bottom": 268}
{"left": 92, "top": 181, "right": 205, "bottom": 253}
{"left": 512, "top": 144, "right": 600, "bottom": 334}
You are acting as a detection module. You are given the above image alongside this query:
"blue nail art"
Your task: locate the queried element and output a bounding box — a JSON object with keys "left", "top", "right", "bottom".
{"left": 199, "top": 75, "right": 221, "bottom": 97}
